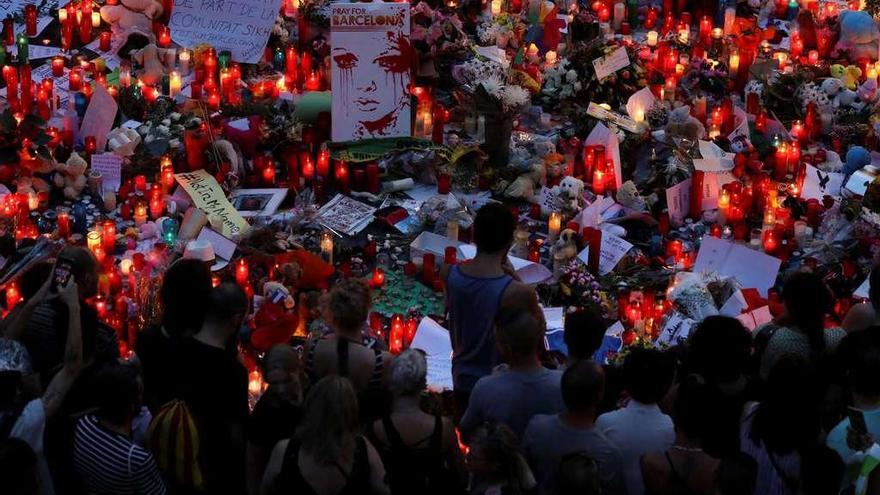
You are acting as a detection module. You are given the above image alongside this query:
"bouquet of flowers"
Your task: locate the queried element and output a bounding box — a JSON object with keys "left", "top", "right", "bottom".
{"left": 557, "top": 260, "right": 611, "bottom": 317}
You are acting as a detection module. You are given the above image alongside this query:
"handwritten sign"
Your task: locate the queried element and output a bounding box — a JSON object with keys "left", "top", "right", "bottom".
{"left": 174, "top": 169, "right": 250, "bottom": 238}
{"left": 169, "top": 0, "right": 281, "bottom": 63}
{"left": 331, "top": 3, "right": 411, "bottom": 141}
{"left": 577, "top": 231, "right": 632, "bottom": 275}
{"left": 586, "top": 102, "right": 640, "bottom": 133}
{"left": 693, "top": 236, "right": 781, "bottom": 296}
{"left": 592, "top": 46, "right": 630, "bottom": 81}
{"left": 89, "top": 153, "right": 122, "bottom": 193}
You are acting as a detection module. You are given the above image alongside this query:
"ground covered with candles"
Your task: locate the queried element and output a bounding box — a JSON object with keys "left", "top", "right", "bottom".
{"left": 5, "top": 0, "right": 880, "bottom": 492}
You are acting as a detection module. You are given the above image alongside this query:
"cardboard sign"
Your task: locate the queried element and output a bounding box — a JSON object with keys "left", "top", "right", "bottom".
{"left": 330, "top": 3, "right": 411, "bottom": 142}
{"left": 169, "top": 0, "right": 282, "bottom": 63}
{"left": 174, "top": 169, "right": 250, "bottom": 239}
{"left": 592, "top": 46, "right": 630, "bottom": 81}
{"left": 89, "top": 153, "right": 122, "bottom": 193}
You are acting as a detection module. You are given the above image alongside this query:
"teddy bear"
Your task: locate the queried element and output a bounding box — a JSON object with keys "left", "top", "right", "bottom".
{"left": 834, "top": 10, "right": 880, "bottom": 62}
{"left": 54, "top": 152, "right": 88, "bottom": 200}
{"left": 551, "top": 176, "right": 585, "bottom": 212}
{"left": 101, "top": 0, "right": 163, "bottom": 34}
{"left": 107, "top": 127, "right": 142, "bottom": 156}
{"left": 130, "top": 43, "right": 174, "bottom": 86}
{"left": 504, "top": 159, "right": 546, "bottom": 201}
{"left": 664, "top": 106, "right": 705, "bottom": 142}
{"left": 552, "top": 228, "right": 579, "bottom": 261}
{"left": 859, "top": 78, "right": 879, "bottom": 104}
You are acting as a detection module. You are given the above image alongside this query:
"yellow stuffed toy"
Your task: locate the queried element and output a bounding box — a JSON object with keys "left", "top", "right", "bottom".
{"left": 830, "top": 64, "right": 863, "bottom": 90}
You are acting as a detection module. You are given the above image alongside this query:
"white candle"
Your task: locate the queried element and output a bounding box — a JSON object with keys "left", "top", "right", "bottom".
{"left": 178, "top": 50, "right": 191, "bottom": 75}
{"left": 491, "top": 0, "right": 502, "bottom": 15}
{"left": 723, "top": 7, "right": 736, "bottom": 35}
{"left": 169, "top": 71, "right": 181, "bottom": 98}
{"left": 320, "top": 232, "right": 334, "bottom": 265}
{"left": 545, "top": 50, "right": 557, "bottom": 65}
{"left": 447, "top": 220, "right": 459, "bottom": 241}
{"left": 646, "top": 31, "right": 658, "bottom": 47}
{"left": 728, "top": 52, "right": 740, "bottom": 78}
{"left": 612, "top": 1, "right": 625, "bottom": 29}
{"left": 548, "top": 212, "right": 562, "bottom": 243}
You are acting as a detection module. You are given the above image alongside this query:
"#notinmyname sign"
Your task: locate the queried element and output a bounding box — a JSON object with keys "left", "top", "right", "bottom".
{"left": 331, "top": 3, "right": 411, "bottom": 142}
{"left": 169, "top": 0, "right": 281, "bottom": 64}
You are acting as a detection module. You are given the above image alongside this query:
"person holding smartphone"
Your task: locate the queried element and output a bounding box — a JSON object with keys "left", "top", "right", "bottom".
{"left": 827, "top": 338, "right": 880, "bottom": 466}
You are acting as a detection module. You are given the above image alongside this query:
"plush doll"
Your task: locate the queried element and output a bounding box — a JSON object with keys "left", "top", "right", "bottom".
{"left": 844, "top": 146, "right": 872, "bottom": 177}
{"left": 834, "top": 10, "right": 880, "bottom": 62}
{"left": 54, "top": 152, "right": 88, "bottom": 199}
{"left": 101, "top": 0, "right": 163, "bottom": 33}
{"left": 504, "top": 160, "right": 546, "bottom": 201}
{"left": 552, "top": 228, "right": 579, "bottom": 260}
{"left": 130, "top": 43, "right": 174, "bottom": 86}
{"left": 830, "top": 64, "right": 863, "bottom": 91}
{"left": 552, "top": 176, "right": 585, "bottom": 212}
{"left": 665, "top": 106, "right": 705, "bottom": 142}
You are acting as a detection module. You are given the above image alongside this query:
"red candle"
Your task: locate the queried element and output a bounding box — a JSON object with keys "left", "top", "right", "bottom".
{"left": 158, "top": 26, "right": 171, "bottom": 48}
{"left": 763, "top": 230, "right": 777, "bottom": 253}
{"left": 262, "top": 158, "right": 276, "bottom": 185}
{"left": 6, "top": 282, "right": 21, "bottom": 309}
{"left": 301, "top": 156, "right": 314, "bottom": 181}
{"left": 389, "top": 314, "right": 403, "bottom": 354}
{"left": 593, "top": 167, "right": 606, "bottom": 195}
{"left": 100, "top": 31, "right": 112, "bottom": 51}
{"left": 305, "top": 71, "right": 320, "bottom": 91}
{"left": 57, "top": 209, "right": 71, "bottom": 238}
{"left": 317, "top": 147, "right": 330, "bottom": 177}
{"left": 371, "top": 267, "right": 385, "bottom": 287}
{"left": 285, "top": 46, "right": 298, "bottom": 76}
{"left": 207, "top": 89, "right": 220, "bottom": 110}
{"left": 79, "top": 3, "right": 93, "bottom": 43}
{"left": 444, "top": 246, "right": 457, "bottom": 265}
{"left": 437, "top": 173, "right": 450, "bottom": 194}
{"left": 51, "top": 56, "right": 65, "bottom": 77}
{"left": 85, "top": 136, "right": 97, "bottom": 154}
{"left": 666, "top": 239, "right": 683, "bottom": 257}
{"left": 422, "top": 252, "right": 436, "bottom": 280}
{"left": 134, "top": 175, "right": 147, "bottom": 192}
{"left": 25, "top": 4, "right": 37, "bottom": 36}
{"left": 103, "top": 221, "right": 116, "bottom": 251}
{"left": 150, "top": 198, "right": 164, "bottom": 218}
{"left": 335, "top": 161, "right": 349, "bottom": 194}
{"left": 366, "top": 163, "right": 380, "bottom": 194}
{"left": 690, "top": 170, "right": 705, "bottom": 219}
{"left": 69, "top": 67, "right": 82, "bottom": 91}
{"left": 235, "top": 259, "right": 249, "bottom": 285}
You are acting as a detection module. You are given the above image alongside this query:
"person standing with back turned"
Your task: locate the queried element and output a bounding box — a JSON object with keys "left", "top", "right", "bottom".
{"left": 441, "top": 203, "right": 544, "bottom": 419}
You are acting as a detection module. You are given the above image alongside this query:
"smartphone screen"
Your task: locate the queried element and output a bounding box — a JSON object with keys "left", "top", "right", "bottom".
{"left": 53, "top": 260, "right": 73, "bottom": 292}
{"left": 848, "top": 407, "right": 869, "bottom": 435}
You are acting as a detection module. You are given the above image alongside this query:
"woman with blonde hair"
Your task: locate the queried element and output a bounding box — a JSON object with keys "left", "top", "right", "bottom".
{"left": 260, "top": 375, "right": 389, "bottom": 495}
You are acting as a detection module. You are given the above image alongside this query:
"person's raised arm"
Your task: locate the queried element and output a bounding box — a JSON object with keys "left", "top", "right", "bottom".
{"left": 41, "top": 279, "right": 82, "bottom": 419}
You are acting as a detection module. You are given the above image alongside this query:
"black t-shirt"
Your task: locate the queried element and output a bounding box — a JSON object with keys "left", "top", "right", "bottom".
{"left": 175, "top": 337, "right": 249, "bottom": 493}
{"left": 136, "top": 325, "right": 180, "bottom": 412}
{"left": 247, "top": 393, "right": 302, "bottom": 451}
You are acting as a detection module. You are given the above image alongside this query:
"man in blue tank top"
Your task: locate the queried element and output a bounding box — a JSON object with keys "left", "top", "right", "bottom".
{"left": 441, "top": 203, "right": 545, "bottom": 419}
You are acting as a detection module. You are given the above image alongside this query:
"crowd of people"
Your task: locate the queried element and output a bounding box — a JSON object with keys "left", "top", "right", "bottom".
{"left": 2, "top": 204, "right": 880, "bottom": 495}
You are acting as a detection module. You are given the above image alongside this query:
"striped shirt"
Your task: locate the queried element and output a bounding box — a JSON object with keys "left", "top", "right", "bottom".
{"left": 73, "top": 415, "right": 166, "bottom": 495}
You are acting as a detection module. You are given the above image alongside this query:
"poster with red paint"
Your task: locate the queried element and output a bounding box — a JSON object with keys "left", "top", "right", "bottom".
{"left": 331, "top": 3, "right": 411, "bottom": 142}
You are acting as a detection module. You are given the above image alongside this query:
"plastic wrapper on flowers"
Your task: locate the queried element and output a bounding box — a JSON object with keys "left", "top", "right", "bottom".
{"left": 667, "top": 272, "right": 740, "bottom": 322}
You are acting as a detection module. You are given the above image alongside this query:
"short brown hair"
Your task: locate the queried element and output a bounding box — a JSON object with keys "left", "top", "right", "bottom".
{"left": 327, "top": 279, "right": 371, "bottom": 333}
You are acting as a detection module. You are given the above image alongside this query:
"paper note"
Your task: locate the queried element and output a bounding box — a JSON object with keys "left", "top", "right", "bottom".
{"left": 802, "top": 164, "right": 845, "bottom": 200}
{"left": 855, "top": 275, "right": 870, "bottom": 299}
{"left": 666, "top": 178, "right": 691, "bottom": 226}
{"left": 592, "top": 46, "right": 630, "bottom": 81}
{"left": 657, "top": 311, "right": 695, "bottom": 345}
{"left": 736, "top": 306, "right": 773, "bottom": 331}
{"left": 625, "top": 87, "right": 656, "bottom": 123}
{"left": 719, "top": 289, "right": 748, "bottom": 317}
{"left": 89, "top": 153, "right": 122, "bottom": 193}
{"left": 79, "top": 84, "right": 117, "bottom": 153}
{"left": 693, "top": 236, "right": 781, "bottom": 296}
{"left": 175, "top": 169, "right": 250, "bottom": 239}
{"left": 196, "top": 227, "right": 237, "bottom": 263}
{"left": 169, "top": 0, "right": 282, "bottom": 63}
{"left": 27, "top": 45, "right": 61, "bottom": 60}
{"left": 410, "top": 317, "right": 453, "bottom": 357}
{"left": 578, "top": 232, "right": 632, "bottom": 275}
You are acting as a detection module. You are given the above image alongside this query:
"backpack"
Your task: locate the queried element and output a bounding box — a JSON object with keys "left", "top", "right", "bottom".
{"left": 146, "top": 399, "right": 203, "bottom": 491}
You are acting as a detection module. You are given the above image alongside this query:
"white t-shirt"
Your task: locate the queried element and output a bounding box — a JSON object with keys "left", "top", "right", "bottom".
{"left": 10, "top": 399, "right": 56, "bottom": 495}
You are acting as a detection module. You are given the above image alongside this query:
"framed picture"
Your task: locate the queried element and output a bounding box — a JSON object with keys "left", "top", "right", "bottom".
{"left": 229, "top": 188, "right": 288, "bottom": 218}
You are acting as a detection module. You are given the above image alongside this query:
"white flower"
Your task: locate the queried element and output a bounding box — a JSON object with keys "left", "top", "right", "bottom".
{"left": 500, "top": 85, "right": 530, "bottom": 111}
{"left": 480, "top": 76, "right": 505, "bottom": 98}
{"left": 566, "top": 69, "right": 578, "bottom": 83}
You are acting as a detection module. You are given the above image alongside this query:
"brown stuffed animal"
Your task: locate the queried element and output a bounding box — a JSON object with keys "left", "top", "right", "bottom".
{"left": 54, "top": 152, "right": 88, "bottom": 200}
{"left": 100, "top": 0, "right": 163, "bottom": 33}
{"left": 130, "top": 43, "right": 174, "bottom": 86}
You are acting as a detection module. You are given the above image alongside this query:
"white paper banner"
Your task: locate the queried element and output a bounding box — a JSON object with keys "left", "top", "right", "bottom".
{"left": 169, "top": 0, "right": 281, "bottom": 63}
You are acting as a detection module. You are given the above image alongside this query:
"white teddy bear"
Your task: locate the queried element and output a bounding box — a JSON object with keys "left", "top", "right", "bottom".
{"left": 552, "top": 176, "right": 585, "bottom": 212}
